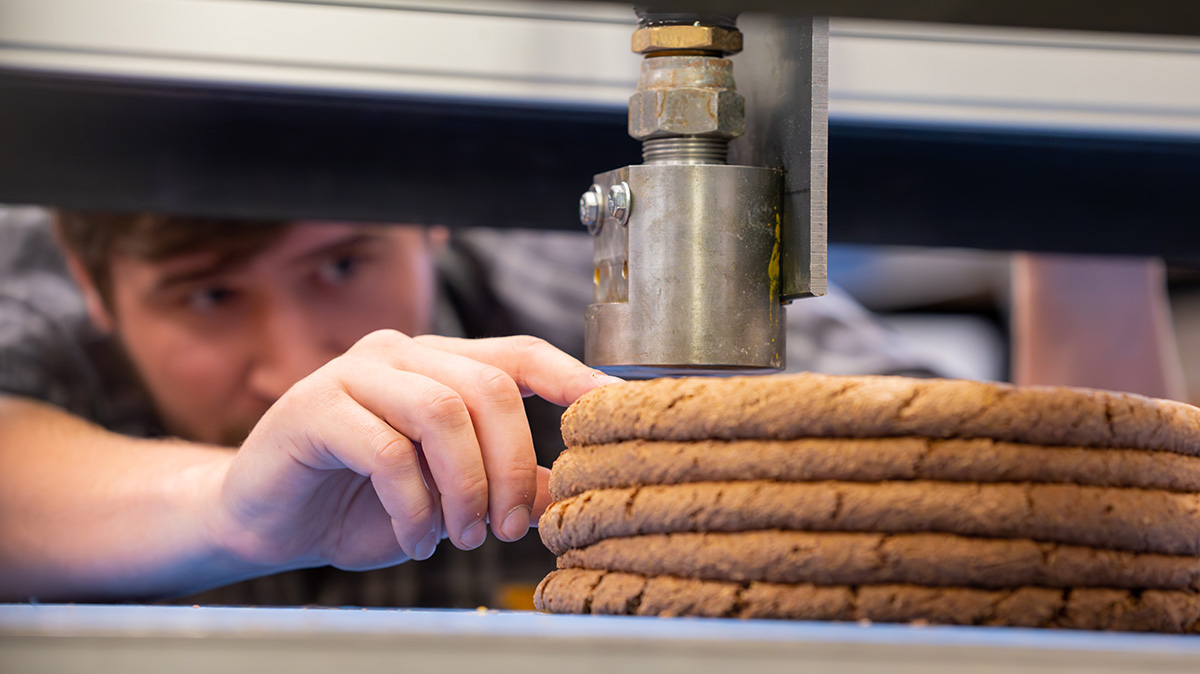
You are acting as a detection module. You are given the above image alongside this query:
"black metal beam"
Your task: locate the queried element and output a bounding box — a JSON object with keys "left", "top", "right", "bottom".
{"left": 633, "top": 1, "right": 1200, "bottom": 37}
{"left": 0, "top": 72, "right": 641, "bottom": 230}
{"left": 2, "top": 72, "right": 1199, "bottom": 258}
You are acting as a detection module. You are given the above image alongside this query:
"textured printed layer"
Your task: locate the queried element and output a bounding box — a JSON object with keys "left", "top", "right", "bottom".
{"left": 548, "top": 438, "right": 1200, "bottom": 500}
{"left": 539, "top": 481, "right": 1200, "bottom": 556}
{"left": 560, "top": 373, "right": 1200, "bottom": 455}
{"left": 534, "top": 569, "right": 1200, "bottom": 632}
{"left": 556, "top": 531, "right": 1200, "bottom": 589}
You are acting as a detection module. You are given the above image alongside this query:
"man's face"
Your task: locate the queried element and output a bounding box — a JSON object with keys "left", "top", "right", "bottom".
{"left": 102, "top": 222, "right": 437, "bottom": 445}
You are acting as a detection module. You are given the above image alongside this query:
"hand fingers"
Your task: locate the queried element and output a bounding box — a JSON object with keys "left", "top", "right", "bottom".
{"left": 386, "top": 448, "right": 445, "bottom": 561}
{"left": 413, "top": 334, "right": 624, "bottom": 406}
{"left": 320, "top": 330, "right": 616, "bottom": 554}
{"left": 354, "top": 334, "right": 540, "bottom": 544}
{"left": 319, "top": 358, "right": 491, "bottom": 555}
{"left": 278, "top": 378, "right": 440, "bottom": 562}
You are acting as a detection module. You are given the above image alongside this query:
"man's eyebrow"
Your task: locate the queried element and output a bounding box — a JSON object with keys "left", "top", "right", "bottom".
{"left": 149, "top": 231, "right": 387, "bottom": 294}
{"left": 290, "top": 232, "right": 385, "bottom": 266}
{"left": 151, "top": 257, "right": 247, "bottom": 294}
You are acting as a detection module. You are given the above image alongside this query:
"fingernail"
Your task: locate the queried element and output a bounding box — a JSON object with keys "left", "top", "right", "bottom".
{"left": 414, "top": 529, "right": 438, "bottom": 561}
{"left": 461, "top": 517, "right": 487, "bottom": 549}
{"left": 501, "top": 504, "right": 532, "bottom": 541}
{"left": 592, "top": 371, "right": 625, "bottom": 386}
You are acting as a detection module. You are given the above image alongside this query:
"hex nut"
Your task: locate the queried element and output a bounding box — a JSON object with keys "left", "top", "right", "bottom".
{"left": 628, "top": 56, "right": 744, "bottom": 141}
{"left": 631, "top": 25, "right": 742, "bottom": 55}
{"left": 629, "top": 88, "right": 744, "bottom": 140}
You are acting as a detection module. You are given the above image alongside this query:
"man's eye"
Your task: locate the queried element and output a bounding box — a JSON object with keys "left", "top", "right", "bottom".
{"left": 317, "top": 256, "right": 360, "bottom": 285}
{"left": 186, "top": 287, "right": 237, "bottom": 312}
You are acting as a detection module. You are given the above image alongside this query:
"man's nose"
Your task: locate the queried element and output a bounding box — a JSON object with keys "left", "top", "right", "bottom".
{"left": 246, "top": 299, "right": 338, "bottom": 401}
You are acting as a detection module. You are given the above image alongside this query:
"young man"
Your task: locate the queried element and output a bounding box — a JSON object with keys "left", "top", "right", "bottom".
{"left": 0, "top": 208, "right": 623, "bottom": 603}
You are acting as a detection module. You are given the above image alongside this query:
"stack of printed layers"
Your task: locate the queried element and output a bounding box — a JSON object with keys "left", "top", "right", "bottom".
{"left": 534, "top": 373, "right": 1200, "bottom": 632}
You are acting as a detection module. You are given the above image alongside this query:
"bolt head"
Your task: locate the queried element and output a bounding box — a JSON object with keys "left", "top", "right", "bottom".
{"left": 579, "top": 186, "right": 603, "bottom": 233}
{"left": 607, "top": 182, "right": 631, "bottom": 225}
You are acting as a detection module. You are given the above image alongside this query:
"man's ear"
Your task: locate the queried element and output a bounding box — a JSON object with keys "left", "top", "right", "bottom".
{"left": 61, "top": 250, "right": 115, "bottom": 334}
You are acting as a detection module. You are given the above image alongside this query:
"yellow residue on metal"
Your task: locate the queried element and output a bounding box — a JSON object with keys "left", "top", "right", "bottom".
{"left": 767, "top": 209, "right": 782, "bottom": 342}
{"left": 768, "top": 210, "right": 781, "bottom": 301}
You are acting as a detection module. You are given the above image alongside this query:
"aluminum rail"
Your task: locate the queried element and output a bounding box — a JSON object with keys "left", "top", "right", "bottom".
{"left": 4, "top": 604, "right": 1200, "bottom": 674}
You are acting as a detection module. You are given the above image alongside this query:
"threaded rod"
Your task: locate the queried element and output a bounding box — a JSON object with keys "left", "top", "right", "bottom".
{"left": 642, "top": 137, "right": 729, "bottom": 165}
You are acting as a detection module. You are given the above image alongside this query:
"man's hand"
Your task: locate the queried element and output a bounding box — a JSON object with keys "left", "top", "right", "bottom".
{"left": 0, "top": 332, "right": 618, "bottom": 601}
{"left": 210, "top": 332, "right": 621, "bottom": 572}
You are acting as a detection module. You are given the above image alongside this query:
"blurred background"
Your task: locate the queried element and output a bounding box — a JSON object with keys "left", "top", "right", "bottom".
{"left": 2, "top": 0, "right": 1199, "bottom": 397}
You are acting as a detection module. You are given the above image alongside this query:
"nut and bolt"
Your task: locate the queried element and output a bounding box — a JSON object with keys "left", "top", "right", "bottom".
{"left": 579, "top": 184, "right": 604, "bottom": 234}
{"left": 607, "top": 182, "right": 632, "bottom": 225}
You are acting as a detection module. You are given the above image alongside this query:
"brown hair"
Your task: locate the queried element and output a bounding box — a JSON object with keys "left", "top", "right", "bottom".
{"left": 54, "top": 211, "right": 292, "bottom": 306}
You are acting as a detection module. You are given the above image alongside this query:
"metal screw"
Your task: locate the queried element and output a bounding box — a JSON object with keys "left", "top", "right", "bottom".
{"left": 607, "top": 182, "right": 632, "bottom": 225}
{"left": 579, "top": 185, "right": 604, "bottom": 235}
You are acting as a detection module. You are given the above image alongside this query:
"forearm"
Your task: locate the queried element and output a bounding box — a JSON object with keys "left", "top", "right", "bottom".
{"left": 1012, "top": 253, "right": 1186, "bottom": 399}
{"left": 0, "top": 396, "right": 271, "bottom": 601}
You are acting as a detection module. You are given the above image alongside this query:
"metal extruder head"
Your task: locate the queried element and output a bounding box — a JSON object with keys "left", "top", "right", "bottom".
{"left": 582, "top": 18, "right": 826, "bottom": 378}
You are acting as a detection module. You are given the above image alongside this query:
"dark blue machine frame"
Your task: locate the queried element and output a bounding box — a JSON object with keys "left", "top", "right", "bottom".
{"left": 1, "top": 72, "right": 1198, "bottom": 258}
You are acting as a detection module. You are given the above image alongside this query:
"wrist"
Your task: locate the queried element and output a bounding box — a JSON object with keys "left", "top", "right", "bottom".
{"left": 162, "top": 443, "right": 282, "bottom": 595}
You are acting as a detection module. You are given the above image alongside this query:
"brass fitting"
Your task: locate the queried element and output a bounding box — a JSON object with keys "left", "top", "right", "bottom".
{"left": 631, "top": 25, "right": 743, "bottom": 56}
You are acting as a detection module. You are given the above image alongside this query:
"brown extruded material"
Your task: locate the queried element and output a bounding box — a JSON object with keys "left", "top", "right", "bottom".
{"left": 542, "top": 373, "right": 1200, "bottom": 630}
{"left": 534, "top": 569, "right": 1200, "bottom": 632}
{"left": 539, "top": 481, "right": 1200, "bottom": 556}
{"left": 548, "top": 438, "right": 1200, "bottom": 500}
{"left": 560, "top": 373, "right": 1200, "bottom": 455}
{"left": 556, "top": 531, "right": 1200, "bottom": 590}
